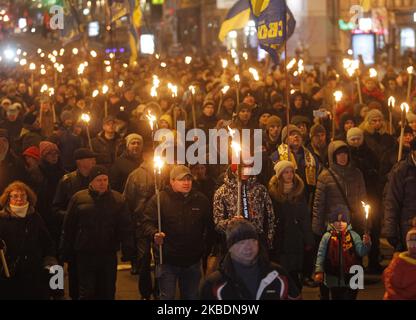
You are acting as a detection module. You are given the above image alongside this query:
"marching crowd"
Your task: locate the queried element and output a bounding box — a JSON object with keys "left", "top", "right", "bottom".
{"left": 0, "top": 49, "right": 415, "bottom": 300}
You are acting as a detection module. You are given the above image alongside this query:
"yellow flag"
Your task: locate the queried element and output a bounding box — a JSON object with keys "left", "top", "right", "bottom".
{"left": 361, "top": 0, "right": 371, "bottom": 12}
{"left": 250, "top": 0, "right": 270, "bottom": 17}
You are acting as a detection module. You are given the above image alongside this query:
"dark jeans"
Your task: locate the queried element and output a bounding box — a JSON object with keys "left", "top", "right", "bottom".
{"left": 158, "top": 261, "right": 202, "bottom": 300}
{"left": 76, "top": 253, "right": 117, "bottom": 300}
{"left": 137, "top": 243, "right": 153, "bottom": 299}
{"left": 68, "top": 261, "right": 79, "bottom": 300}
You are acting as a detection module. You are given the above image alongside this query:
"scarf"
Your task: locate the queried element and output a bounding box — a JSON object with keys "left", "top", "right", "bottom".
{"left": 9, "top": 203, "right": 29, "bottom": 218}
{"left": 278, "top": 144, "right": 317, "bottom": 186}
{"left": 283, "top": 182, "right": 293, "bottom": 194}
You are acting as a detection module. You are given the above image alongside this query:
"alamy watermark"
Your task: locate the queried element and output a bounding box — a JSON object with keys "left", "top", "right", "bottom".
{"left": 49, "top": 5, "right": 64, "bottom": 30}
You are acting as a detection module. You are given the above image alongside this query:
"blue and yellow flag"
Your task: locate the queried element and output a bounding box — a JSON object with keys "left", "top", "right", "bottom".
{"left": 249, "top": 0, "right": 296, "bottom": 63}
{"left": 61, "top": 0, "right": 82, "bottom": 46}
{"left": 218, "top": 0, "right": 252, "bottom": 42}
{"left": 127, "top": 0, "right": 142, "bottom": 65}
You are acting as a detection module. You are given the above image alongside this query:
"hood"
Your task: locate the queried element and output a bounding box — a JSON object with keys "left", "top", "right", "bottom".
{"left": 268, "top": 173, "right": 304, "bottom": 203}
{"left": 328, "top": 140, "right": 350, "bottom": 168}
{"left": 223, "top": 166, "right": 258, "bottom": 188}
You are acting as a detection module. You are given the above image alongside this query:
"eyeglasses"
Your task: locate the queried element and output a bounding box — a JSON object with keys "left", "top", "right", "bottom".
{"left": 9, "top": 193, "right": 27, "bottom": 200}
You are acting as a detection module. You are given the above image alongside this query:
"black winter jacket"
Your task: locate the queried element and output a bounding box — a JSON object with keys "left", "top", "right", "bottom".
{"left": 142, "top": 186, "right": 214, "bottom": 267}
{"left": 60, "top": 187, "right": 135, "bottom": 261}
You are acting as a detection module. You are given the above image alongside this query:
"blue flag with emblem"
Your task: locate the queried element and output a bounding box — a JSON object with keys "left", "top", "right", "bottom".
{"left": 249, "top": 0, "right": 296, "bottom": 63}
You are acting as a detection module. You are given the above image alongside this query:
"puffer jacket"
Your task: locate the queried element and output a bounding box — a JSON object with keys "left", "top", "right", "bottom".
{"left": 383, "top": 154, "right": 416, "bottom": 248}
{"left": 268, "top": 174, "right": 314, "bottom": 271}
{"left": 213, "top": 167, "right": 275, "bottom": 248}
{"left": 60, "top": 187, "right": 135, "bottom": 262}
{"left": 312, "top": 141, "right": 367, "bottom": 236}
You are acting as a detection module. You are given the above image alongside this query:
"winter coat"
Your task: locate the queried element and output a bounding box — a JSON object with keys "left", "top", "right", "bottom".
{"left": 91, "top": 132, "right": 122, "bottom": 168}
{"left": 0, "top": 206, "right": 57, "bottom": 299}
{"left": 361, "top": 121, "right": 395, "bottom": 163}
{"left": 268, "top": 174, "right": 314, "bottom": 271}
{"left": 315, "top": 224, "right": 370, "bottom": 288}
{"left": 383, "top": 252, "right": 416, "bottom": 300}
{"left": 0, "top": 118, "right": 23, "bottom": 146}
{"left": 60, "top": 187, "right": 135, "bottom": 262}
{"left": 109, "top": 151, "right": 142, "bottom": 193}
{"left": 200, "top": 251, "right": 301, "bottom": 300}
{"left": 349, "top": 142, "right": 380, "bottom": 198}
{"left": 141, "top": 186, "right": 214, "bottom": 267}
{"left": 197, "top": 114, "right": 218, "bottom": 134}
{"left": 379, "top": 143, "right": 411, "bottom": 192}
{"left": 383, "top": 154, "right": 416, "bottom": 248}
{"left": 312, "top": 141, "right": 367, "bottom": 236}
{"left": 213, "top": 167, "right": 275, "bottom": 248}
{"left": 52, "top": 126, "right": 82, "bottom": 172}
{"left": 52, "top": 170, "right": 90, "bottom": 219}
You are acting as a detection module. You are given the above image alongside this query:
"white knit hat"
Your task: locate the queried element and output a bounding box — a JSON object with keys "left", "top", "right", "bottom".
{"left": 274, "top": 160, "right": 295, "bottom": 179}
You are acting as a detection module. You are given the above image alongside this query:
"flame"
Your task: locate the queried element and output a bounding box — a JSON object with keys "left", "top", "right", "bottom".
{"left": 150, "top": 86, "right": 158, "bottom": 97}
{"left": 400, "top": 102, "right": 410, "bottom": 113}
{"left": 29, "top": 63, "right": 36, "bottom": 70}
{"left": 152, "top": 75, "right": 160, "bottom": 88}
{"left": 154, "top": 156, "right": 164, "bottom": 174}
{"left": 369, "top": 68, "right": 378, "bottom": 78}
{"left": 388, "top": 96, "right": 395, "bottom": 108}
{"left": 221, "top": 85, "right": 230, "bottom": 94}
{"left": 81, "top": 113, "right": 91, "bottom": 123}
{"left": 286, "top": 58, "right": 296, "bottom": 70}
{"left": 234, "top": 74, "right": 240, "bottom": 83}
{"left": 231, "top": 141, "right": 241, "bottom": 159}
{"left": 221, "top": 59, "right": 228, "bottom": 69}
{"left": 92, "top": 89, "right": 99, "bottom": 98}
{"left": 102, "top": 84, "right": 109, "bottom": 95}
{"left": 227, "top": 126, "right": 236, "bottom": 138}
{"left": 407, "top": 66, "right": 414, "bottom": 74}
{"left": 189, "top": 85, "right": 196, "bottom": 95}
{"left": 248, "top": 68, "right": 259, "bottom": 81}
{"left": 242, "top": 52, "right": 248, "bottom": 60}
{"left": 333, "top": 91, "right": 343, "bottom": 102}
{"left": 146, "top": 111, "right": 157, "bottom": 131}
{"left": 361, "top": 201, "right": 370, "bottom": 220}
{"left": 185, "top": 56, "right": 192, "bottom": 64}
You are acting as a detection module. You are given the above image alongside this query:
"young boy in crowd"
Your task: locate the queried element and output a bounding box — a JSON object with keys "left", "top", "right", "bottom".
{"left": 314, "top": 205, "right": 371, "bottom": 300}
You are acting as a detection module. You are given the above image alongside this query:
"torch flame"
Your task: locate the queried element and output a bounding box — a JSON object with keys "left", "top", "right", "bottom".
{"left": 185, "top": 56, "right": 192, "bottom": 64}
{"left": 102, "top": 84, "right": 109, "bottom": 95}
{"left": 92, "top": 89, "right": 99, "bottom": 98}
{"left": 221, "top": 85, "right": 230, "bottom": 94}
{"left": 221, "top": 59, "right": 228, "bottom": 69}
{"left": 248, "top": 68, "right": 259, "bottom": 81}
{"left": 400, "top": 102, "right": 410, "bottom": 113}
{"left": 369, "top": 68, "right": 378, "bottom": 78}
{"left": 146, "top": 111, "right": 157, "bottom": 131}
{"left": 234, "top": 74, "right": 240, "bottom": 83}
{"left": 231, "top": 141, "right": 241, "bottom": 159}
{"left": 286, "top": 58, "right": 296, "bottom": 70}
{"left": 189, "top": 85, "right": 196, "bottom": 95}
{"left": 388, "top": 96, "right": 396, "bottom": 109}
{"left": 81, "top": 113, "right": 91, "bottom": 123}
{"left": 407, "top": 66, "right": 414, "bottom": 75}
{"left": 361, "top": 201, "right": 370, "bottom": 220}
{"left": 154, "top": 156, "right": 164, "bottom": 174}
{"left": 334, "top": 91, "right": 343, "bottom": 102}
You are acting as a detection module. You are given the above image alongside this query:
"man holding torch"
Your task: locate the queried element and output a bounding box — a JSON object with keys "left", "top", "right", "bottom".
{"left": 141, "top": 165, "right": 214, "bottom": 300}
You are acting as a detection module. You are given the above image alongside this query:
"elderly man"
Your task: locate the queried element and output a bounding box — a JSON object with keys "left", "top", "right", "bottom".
{"left": 141, "top": 165, "right": 214, "bottom": 300}
{"left": 60, "top": 165, "right": 135, "bottom": 300}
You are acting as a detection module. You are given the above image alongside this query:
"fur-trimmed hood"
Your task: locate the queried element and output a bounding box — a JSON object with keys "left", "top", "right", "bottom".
{"left": 268, "top": 173, "right": 304, "bottom": 203}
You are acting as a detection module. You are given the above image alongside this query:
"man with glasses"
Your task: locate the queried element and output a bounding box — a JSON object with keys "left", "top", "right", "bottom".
{"left": 141, "top": 165, "right": 214, "bottom": 300}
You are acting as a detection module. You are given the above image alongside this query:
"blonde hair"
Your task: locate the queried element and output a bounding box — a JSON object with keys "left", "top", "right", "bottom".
{"left": 0, "top": 181, "right": 37, "bottom": 207}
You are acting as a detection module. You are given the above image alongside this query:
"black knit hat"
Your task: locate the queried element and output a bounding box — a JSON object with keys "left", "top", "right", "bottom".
{"left": 328, "top": 205, "right": 351, "bottom": 224}
{"left": 89, "top": 165, "right": 109, "bottom": 181}
{"left": 74, "top": 148, "right": 98, "bottom": 160}
{"left": 226, "top": 219, "right": 259, "bottom": 249}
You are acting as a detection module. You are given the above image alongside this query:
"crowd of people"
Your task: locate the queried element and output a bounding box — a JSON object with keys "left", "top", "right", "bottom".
{"left": 0, "top": 47, "right": 415, "bottom": 300}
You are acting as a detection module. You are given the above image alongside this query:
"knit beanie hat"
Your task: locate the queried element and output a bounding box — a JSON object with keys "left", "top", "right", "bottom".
{"left": 226, "top": 219, "right": 259, "bottom": 249}
{"left": 236, "top": 103, "right": 252, "bottom": 114}
{"left": 328, "top": 205, "right": 351, "bottom": 224}
{"left": 125, "top": 133, "right": 143, "bottom": 147}
{"left": 281, "top": 124, "right": 302, "bottom": 143}
{"left": 366, "top": 109, "right": 384, "bottom": 122}
{"left": 60, "top": 110, "right": 73, "bottom": 123}
{"left": 159, "top": 114, "right": 173, "bottom": 128}
{"left": 202, "top": 99, "right": 215, "bottom": 109}
{"left": 291, "top": 115, "right": 310, "bottom": 126}
{"left": 39, "top": 141, "right": 59, "bottom": 158}
{"left": 274, "top": 160, "right": 295, "bottom": 179}
{"left": 310, "top": 124, "right": 326, "bottom": 138}
{"left": 89, "top": 165, "right": 109, "bottom": 181}
{"left": 22, "top": 146, "right": 40, "bottom": 161}
{"left": 347, "top": 127, "right": 364, "bottom": 143}
{"left": 266, "top": 115, "right": 282, "bottom": 130}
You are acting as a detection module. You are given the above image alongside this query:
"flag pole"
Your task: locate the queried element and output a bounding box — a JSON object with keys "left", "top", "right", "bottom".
{"left": 284, "top": 2, "right": 290, "bottom": 128}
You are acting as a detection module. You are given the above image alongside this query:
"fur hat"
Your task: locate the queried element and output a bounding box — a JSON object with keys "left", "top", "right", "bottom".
{"left": 274, "top": 160, "right": 294, "bottom": 179}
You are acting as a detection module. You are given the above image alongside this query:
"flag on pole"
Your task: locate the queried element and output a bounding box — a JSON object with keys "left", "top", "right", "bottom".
{"left": 249, "top": 0, "right": 296, "bottom": 63}
{"left": 127, "top": 0, "right": 142, "bottom": 65}
{"left": 218, "top": 0, "right": 252, "bottom": 42}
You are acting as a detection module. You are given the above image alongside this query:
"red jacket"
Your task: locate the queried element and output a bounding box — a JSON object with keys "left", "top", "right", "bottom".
{"left": 383, "top": 252, "right": 416, "bottom": 300}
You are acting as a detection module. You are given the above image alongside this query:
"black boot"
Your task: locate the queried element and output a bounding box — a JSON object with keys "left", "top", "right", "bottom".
{"left": 130, "top": 260, "right": 138, "bottom": 275}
